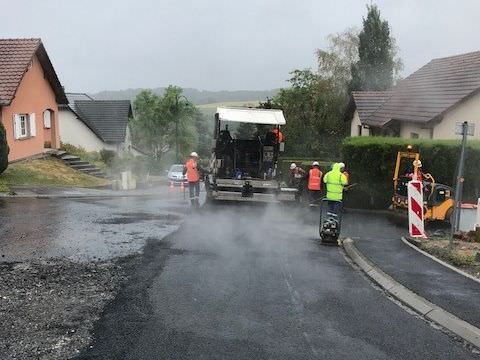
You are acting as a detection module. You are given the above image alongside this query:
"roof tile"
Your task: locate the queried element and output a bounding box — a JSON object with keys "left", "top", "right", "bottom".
{"left": 353, "top": 51, "right": 480, "bottom": 126}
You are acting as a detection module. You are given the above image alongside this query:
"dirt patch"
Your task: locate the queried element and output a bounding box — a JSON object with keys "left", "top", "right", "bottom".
{"left": 0, "top": 259, "right": 126, "bottom": 359}
{"left": 96, "top": 212, "right": 182, "bottom": 225}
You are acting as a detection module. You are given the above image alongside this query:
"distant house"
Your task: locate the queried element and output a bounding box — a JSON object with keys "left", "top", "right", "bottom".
{"left": 346, "top": 51, "right": 480, "bottom": 139}
{"left": 0, "top": 38, "right": 67, "bottom": 162}
{"left": 59, "top": 93, "right": 137, "bottom": 154}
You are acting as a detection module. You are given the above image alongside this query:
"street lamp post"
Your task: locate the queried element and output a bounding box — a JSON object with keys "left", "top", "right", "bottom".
{"left": 174, "top": 95, "right": 189, "bottom": 164}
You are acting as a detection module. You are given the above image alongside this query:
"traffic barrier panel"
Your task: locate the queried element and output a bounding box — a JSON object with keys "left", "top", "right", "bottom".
{"left": 407, "top": 180, "right": 426, "bottom": 238}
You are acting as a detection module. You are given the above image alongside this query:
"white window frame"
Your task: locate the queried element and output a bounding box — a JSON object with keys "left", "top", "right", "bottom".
{"left": 18, "top": 114, "right": 30, "bottom": 138}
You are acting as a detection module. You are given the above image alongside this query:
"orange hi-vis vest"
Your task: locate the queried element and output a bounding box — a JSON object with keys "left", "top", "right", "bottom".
{"left": 185, "top": 159, "right": 200, "bottom": 183}
{"left": 272, "top": 128, "right": 284, "bottom": 143}
{"left": 308, "top": 168, "right": 322, "bottom": 191}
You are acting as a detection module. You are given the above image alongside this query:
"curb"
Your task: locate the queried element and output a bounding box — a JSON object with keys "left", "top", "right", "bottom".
{"left": 401, "top": 236, "right": 480, "bottom": 285}
{"left": 343, "top": 238, "right": 480, "bottom": 349}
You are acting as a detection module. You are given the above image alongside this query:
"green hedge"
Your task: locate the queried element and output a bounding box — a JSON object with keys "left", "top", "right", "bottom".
{"left": 0, "top": 121, "right": 9, "bottom": 174}
{"left": 341, "top": 137, "right": 480, "bottom": 209}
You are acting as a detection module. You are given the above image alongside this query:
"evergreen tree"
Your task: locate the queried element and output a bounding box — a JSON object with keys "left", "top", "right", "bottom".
{"left": 350, "top": 4, "right": 396, "bottom": 91}
{"left": 0, "top": 121, "right": 8, "bottom": 174}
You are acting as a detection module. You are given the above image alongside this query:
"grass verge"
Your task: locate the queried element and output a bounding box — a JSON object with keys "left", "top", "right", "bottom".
{"left": 0, "top": 158, "right": 110, "bottom": 193}
{"left": 416, "top": 238, "right": 480, "bottom": 279}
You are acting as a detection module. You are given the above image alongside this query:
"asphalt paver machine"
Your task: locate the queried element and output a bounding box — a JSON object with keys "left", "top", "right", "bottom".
{"left": 205, "top": 106, "right": 297, "bottom": 203}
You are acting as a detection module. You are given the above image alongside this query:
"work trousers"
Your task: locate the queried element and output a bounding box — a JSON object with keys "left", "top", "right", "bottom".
{"left": 327, "top": 200, "right": 342, "bottom": 215}
{"left": 189, "top": 181, "right": 200, "bottom": 207}
{"left": 309, "top": 190, "right": 321, "bottom": 204}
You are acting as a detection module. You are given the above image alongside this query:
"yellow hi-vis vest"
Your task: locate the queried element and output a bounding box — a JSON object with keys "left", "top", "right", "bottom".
{"left": 323, "top": 163, "right": 348, "bottom": 201}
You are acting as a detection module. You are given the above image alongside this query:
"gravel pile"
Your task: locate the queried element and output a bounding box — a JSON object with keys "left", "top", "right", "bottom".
{"left": 0, "top": 259, "right": 126, "bottom": 359}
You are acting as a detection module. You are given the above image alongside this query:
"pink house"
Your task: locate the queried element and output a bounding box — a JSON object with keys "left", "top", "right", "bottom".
{"left": 0, "top": 38, "right": 67, "bottom": 162}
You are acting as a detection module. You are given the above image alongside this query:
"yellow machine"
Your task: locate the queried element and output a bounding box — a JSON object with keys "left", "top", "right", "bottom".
{"left": 391, "top": 146, "right": 455, "bottom": 223}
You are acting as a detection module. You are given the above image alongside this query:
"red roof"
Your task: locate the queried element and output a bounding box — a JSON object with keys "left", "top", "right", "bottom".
{"left": 0, "top": 38, "right": 67, "bottom": 106}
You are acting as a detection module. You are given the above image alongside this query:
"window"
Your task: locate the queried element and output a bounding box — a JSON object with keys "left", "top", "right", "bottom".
{"left": 14, "top": 113, "right": 36, "bottom": 139}
{"left": 357, "top": 125, "right": 362, "bottom": 136}
{"left": 19, "top": 114, "right": 29, "bottom": 138}
{"left": 410, "top": 132, "right": 419, "bottom": 139}
{"left": 43, "top": 110, "right": 52, "bottom": 129}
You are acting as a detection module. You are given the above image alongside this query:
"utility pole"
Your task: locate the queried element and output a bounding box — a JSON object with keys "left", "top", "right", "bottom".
{"left": 450, "top": 121, "right": 473, "bottom": 246}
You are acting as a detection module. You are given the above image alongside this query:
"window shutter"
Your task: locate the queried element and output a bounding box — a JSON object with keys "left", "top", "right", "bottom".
{"left": 43, "top": 111, "right": 51, "bottom": 129}
{"left": 30, "top": 113, "right": 36, "bottom": 136}
{"left": 13, "top": 114, "right": 21, "bottom": 139}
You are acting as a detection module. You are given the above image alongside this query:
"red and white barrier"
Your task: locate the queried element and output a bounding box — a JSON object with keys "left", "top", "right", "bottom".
{"left": 407, "top": 180, "right": 426, "bottom": 238}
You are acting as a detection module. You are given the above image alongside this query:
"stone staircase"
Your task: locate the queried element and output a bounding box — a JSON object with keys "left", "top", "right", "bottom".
{"left": 47, "top": 150, "right": 107, "bottom": 178}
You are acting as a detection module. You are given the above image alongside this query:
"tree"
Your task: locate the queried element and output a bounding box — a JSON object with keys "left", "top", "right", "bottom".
{"left": 193, "top": 109, "right": 212, "bottom": 158}
{"left": 271, "top": 69, "right": 348, "bottom": 158}
{"left": 349, "top": 4, "right": 403, "bottom": 91}
{"left": 131, "top": 86, "right": 197, "bottom": 164}
{"left": 0, "top": 120, "right": 9, "bottom": 174}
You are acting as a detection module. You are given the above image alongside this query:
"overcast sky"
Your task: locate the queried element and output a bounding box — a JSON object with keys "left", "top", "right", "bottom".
{"left": 1, "top": 0, "right": 479, "bottom": 93}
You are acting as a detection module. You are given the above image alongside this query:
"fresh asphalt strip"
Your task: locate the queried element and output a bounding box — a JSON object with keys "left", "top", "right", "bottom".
{"left": 342, "top": 238, "right": 480, "bottom": 350}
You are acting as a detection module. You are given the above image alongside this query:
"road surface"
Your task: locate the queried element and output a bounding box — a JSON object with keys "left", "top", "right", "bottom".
{"left": 76, "top": 203, "right": 477, "bottom": 360}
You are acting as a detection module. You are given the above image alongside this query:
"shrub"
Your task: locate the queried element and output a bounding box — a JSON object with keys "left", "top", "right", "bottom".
{"left": 60, "top": 143, "right": 100, "bottom": 163}
{"left": 0, "top": 121, "right": 9, "bottom": 174}
{"left": 100, "top": 149, "right": 116, "bottom": 167}
{"left": 341, "top": 137, "right": 480, "bottom": 209}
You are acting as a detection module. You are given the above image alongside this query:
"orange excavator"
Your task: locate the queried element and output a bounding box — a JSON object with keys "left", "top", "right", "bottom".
{"left": 390, "top": 146, "right": 455, "bottom": 223}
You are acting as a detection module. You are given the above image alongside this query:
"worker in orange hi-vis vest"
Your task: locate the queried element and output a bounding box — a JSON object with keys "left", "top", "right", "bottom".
{"left": 183, "top": 152, "right": 201, "bottom": 207}
{"left": 307, "top": 161, "right": 323, "bottom": 206}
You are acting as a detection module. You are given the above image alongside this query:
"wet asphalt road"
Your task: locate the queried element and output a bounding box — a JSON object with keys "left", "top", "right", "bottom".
{"left": 0, "top": 189, "right": 186, "bottom": 262}
{"left": 78, "top": 204, "right": 477, "bottom": 360}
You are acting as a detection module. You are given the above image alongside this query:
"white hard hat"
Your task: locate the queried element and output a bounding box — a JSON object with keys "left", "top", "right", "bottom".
{"left": 312, "top": 161, "right": 319, "bottom": 166}
{"left": 290, "top": 163, "right": 297, "bottom": 170}
{"left": 339, "top": 162, "right": 345, "bottom": 169}
{"left": 190, "top": 152, "right": 198, "bottom": 157}
{"left": 413, "top": 160, "right": 422, "bottom": 168}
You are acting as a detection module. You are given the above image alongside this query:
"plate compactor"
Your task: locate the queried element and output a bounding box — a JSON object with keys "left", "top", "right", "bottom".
{"left": 319, "top": 199, "right": 343, "bottom": 245}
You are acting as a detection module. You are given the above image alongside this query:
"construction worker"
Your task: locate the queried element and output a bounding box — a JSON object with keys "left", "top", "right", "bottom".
{"left": 323, "top": 162, "right": 348, "bottom": 214}
{"left": 183, "top": 152, "right": 201, "bottom": 207}
{"left": 289, "top": 163, "right": 305, "bottom": 187}
{"left": 307, "top": 161, "right": 322, "bottom": 206}
{"left": 289, "top": 163, "right": 306, "bottom": 201}
{"left": 406, "top": 160, "right": 424, "bottom": 181}
{"left": 272, "top": 127, "right": 284, "bottom": 143}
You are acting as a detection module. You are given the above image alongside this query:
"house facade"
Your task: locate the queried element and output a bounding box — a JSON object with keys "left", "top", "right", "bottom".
{"left": 346, "top": 51, "right": 480, "bottom": 140}
{"left": 0, "top": 39, "right": 67, "bottom": 162}
{"left": 59, "top": 94, "right": 135, "bottom": 154}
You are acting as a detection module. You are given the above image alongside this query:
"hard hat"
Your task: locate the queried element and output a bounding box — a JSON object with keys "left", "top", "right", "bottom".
{"left": 339, "top": 162, "right": 346, "bottom": 169}
{"left": 290, "top": 163, "right": 297, "bottom": 170}
{"left": 312, "top": 161, "right": 319, "bottom": 166}
{"left": 413, "top": 160, "right": 422, "bottom": 168}
{"left": 190, "top": 152, "right": 198, "bottom": 157}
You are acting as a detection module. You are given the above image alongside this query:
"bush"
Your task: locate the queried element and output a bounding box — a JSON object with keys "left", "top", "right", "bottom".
{"left": 100, "top": 149, "right": 116, "bottom": 167}
{"left": 341, "top": 137, "right": 480, "bottom": 209}
{"left": 60, "top": 143, "right": 100, "bottom": 163}
{"left": 0, "top": 121, "right": 9, "bottom": 174}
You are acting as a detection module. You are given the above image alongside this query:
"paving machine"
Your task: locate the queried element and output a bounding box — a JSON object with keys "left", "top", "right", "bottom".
{"left": 390, "top": 146, "right": 454, "bottom": 223}
{"left": 205, "top": 107, "right": 296, "bottom": 203}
